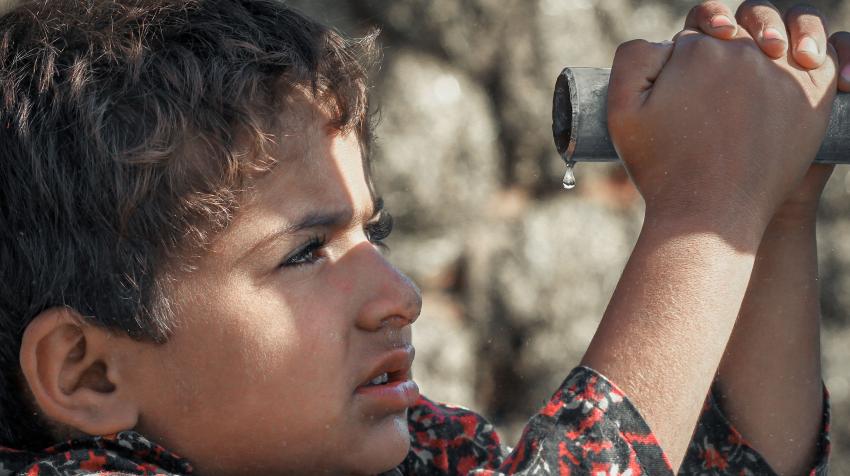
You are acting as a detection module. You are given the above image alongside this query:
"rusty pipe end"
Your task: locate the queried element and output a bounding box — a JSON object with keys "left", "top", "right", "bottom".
{"left": 552, "top": 68, "right": 578, "bottom": 164}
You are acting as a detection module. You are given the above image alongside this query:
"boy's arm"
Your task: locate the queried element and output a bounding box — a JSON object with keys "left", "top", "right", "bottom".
{"left": 582, "top": 23, "right": 837, "bottom": 472}
{"left": 713, "top": 165, "right": 831, "bottom": 476}
{"left": 680, "top": 4, "right": 850, "bottom": 474}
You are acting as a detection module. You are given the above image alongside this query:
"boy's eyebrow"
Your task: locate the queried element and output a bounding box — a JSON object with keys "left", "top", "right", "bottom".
{"left": 286, "top": 209, "right": 351, "bottom": 234}
{"left": 244, "top": 196, "right": 385, "bottom": 258}
{"left": 285, "top": 196, "right": 383, "bottom": 234}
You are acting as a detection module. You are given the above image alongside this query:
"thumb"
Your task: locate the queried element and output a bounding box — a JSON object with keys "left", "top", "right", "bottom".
{"left": 607, "top": 38, "right": 675, "bottom": 115}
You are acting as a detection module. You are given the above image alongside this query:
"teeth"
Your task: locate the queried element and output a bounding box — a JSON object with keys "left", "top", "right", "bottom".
{"left": 369, "top": 373, "right": 389, "bottom": 386}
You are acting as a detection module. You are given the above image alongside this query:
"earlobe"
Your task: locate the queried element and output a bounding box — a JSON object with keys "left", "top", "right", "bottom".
{"left": 20, "top": 307, "right": 139, "bottom": 437}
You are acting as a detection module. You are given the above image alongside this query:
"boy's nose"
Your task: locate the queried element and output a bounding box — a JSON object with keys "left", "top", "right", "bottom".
{"left": 352, "top": 245, "right": 422, "bottom": 333}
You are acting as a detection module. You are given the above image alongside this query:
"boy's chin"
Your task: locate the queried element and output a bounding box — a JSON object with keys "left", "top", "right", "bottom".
{"left": 349, "top": 411, "right": 411, "bottom": 474}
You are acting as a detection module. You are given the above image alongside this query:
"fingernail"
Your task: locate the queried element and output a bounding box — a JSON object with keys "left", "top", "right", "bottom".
{"left": 797, "top": 36, "right": 819, "bottom": 56}
{"left": 841, "top": 64, "right": 850, "bottom": 83}
{"left": 710, "top": 15, "right": 735, "bottom": 29}
{"left": 762, "top": 27, "right": 785, "bottom": 42}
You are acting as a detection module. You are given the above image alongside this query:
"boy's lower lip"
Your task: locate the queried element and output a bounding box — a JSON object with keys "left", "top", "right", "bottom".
{"left": 354, "top": 379, "right": 420, "bottom": 414}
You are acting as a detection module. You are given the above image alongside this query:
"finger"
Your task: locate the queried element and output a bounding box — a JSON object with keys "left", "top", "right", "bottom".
{"left": 672, "top": 27, "right": 700, "bottom": 42}
{"left": 735, "top": 1, "right": 787, "bottom": 59}
{"left": 684, "top": 1, "right": 738, "bottom": 40}
{"left": 829, "top": 31, "right": 850, "bottom": 92}
{"left": 785, "top": 4, "right": 829, "bottom": 69}
{"left": 608, "top": 39, "right": 675, "bottom": 115}
{"left": 820, "top": 41, "right": 840, "bottom": 90}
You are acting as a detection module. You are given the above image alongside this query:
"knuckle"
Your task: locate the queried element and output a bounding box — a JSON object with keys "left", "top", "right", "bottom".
{"left": 615, "top": 38, "right": 650, "bottom": 57}
{"left": 701, "top": 0, "right": 731, "bottom": 13}
{"left": 786, "top": 4, "right": 829, "bottom": 38}
{"left": 679, "top": 35, "right": 726, "bottom": 63}
{"left": 690, "top": 0, "right": 730, "bottom": 21}
{"left": 785, "top": 3, "right": 824, "bottom": 22}
{"left": 737, "top": 0, "right": 779, "bottom": 17}
{"left": 736, "top": 1, "right": 781, "bottom": 24}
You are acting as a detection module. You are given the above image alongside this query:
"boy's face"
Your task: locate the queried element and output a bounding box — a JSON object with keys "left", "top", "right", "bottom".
{"left": 125, "top": 98, "right": 422, "bottom": 475}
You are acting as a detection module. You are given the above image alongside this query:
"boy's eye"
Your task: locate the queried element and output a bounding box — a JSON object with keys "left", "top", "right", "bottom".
{"left": 281, "top": 236, "right": 326, "bottom": 268}
{"left": 366, "top": 211, "right": 393, "bottom": 249}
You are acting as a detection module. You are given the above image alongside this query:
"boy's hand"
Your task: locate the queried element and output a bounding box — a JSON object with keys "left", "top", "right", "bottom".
{"left": 591, "top": 9, "right": 836, "bottom": 469}
{"left": 607, "top": 24, "right": 837, "bottom": 238}
{"left": 685, "top": 1, "right": 830, "bottom": 69}
{"left": 687, "top": 1, "right": 850, "bottom": 223}
{"left": 675, "top": 7, "right": 839, "bottom": 473}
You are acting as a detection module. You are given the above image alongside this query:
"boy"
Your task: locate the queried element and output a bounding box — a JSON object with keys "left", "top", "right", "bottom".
{"left": 0, "top": 0, "right": 842, "bottom": 474}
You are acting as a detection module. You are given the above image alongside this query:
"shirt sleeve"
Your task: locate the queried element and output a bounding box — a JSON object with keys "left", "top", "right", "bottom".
{"left": 396, "top": 394, "right": 506, "bottom": 475}
{"left": 400, "top": 366, "right": 674, "bottom": 475}
{"left": 399, "top": 366, "right": 830, "bottom": 476}
{"left": 486, "top": 366, "right": 674, "bottom": 475}
{"left": 680, "top": 385, "right": 831, "bottom": 475}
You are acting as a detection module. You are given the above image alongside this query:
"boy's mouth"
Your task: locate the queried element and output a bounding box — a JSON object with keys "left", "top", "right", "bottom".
{"left": 354, "top": 346, "right": 419, "bottom": 413}
{"left": 366, "top": 372, "right": 390, "bottom": 386}
{"left": 360, "top": 368, "right": 408, "bottom": 387}
{"left": 357, "top": 346, "right": 415, "bottom": 389}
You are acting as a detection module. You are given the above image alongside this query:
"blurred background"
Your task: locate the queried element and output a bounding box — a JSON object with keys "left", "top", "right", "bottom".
{"left": 310, "top": 0, "right": 850, "bottom": 470}
{"left": 287, "top": 0, "right": 850, "bottom": 470}
{"left": 0, "top": 0, "right": 842, "bottom": 469}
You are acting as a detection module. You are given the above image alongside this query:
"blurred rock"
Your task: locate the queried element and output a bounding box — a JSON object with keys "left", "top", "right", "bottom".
{"left": 371, "top": 51, "right": 500, "bottom": 232}
{"left": 468, "top": 195, "right": 641, "bottom": 434}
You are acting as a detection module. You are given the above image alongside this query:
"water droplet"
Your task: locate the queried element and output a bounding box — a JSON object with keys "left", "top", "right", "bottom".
{"left": 562, "top": 163, "right": 576, "bottom": 190}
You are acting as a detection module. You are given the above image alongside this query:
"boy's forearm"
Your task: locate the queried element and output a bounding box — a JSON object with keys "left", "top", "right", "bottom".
{"left": 716, "top": 217, "right": 823, "bottom": 475}
{"left": 582, "top": 212, "right": 764, "bottom": 471}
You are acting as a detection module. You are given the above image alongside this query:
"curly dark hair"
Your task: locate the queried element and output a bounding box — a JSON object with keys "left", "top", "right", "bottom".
{"left": 0, "top": 0, "right": 377, "bottom": 448}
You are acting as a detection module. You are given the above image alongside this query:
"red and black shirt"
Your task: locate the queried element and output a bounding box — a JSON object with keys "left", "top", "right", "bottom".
{"left": 0, "top": 366, "right": 830, "bottom": 475}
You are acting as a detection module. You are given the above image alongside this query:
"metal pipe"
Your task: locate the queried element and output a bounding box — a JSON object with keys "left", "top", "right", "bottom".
{"left": 552, "top": 67, "right": 850, "bottom": 164}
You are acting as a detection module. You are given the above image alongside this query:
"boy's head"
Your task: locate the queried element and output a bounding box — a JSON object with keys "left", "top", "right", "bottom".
{"left": 0, "top": 0, "right": 422, "bottom": 473}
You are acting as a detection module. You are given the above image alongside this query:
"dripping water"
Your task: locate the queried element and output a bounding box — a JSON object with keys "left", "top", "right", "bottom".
{"left": 562, "top": 162, "right": 576, "bottom": 189}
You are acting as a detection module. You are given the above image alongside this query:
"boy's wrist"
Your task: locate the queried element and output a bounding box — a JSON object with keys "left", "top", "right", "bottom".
{"left": 643, "top": 197, "right": 769, "bottom": 249}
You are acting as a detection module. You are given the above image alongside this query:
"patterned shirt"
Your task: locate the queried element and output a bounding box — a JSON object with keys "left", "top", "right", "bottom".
{"left": 0, "top": 366, "right": 829, "bottom": 475}
{"left": 392, "top": 367, "right": 830, "bottom": 475}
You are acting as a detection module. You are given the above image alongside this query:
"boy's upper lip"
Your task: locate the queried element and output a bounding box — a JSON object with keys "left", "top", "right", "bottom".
{"left": 357, "top": 345, "right": 415, "bottom": 388}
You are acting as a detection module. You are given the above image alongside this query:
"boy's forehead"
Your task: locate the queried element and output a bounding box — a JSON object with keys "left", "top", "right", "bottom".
{"left": 194, "top": 89, "right": 375, "bottom": 262}
{"left": 264, "top": 117, "right": 369, "bottom": 203}
{"left": 208, "top": 113, "right": 372, "bottom": 257}
{"left": 270, "top": 90, "right": 369, "bottom": 182}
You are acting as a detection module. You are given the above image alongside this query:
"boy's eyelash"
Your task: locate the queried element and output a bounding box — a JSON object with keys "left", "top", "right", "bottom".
{"left": 281, "top": 235, "right": 327, "bottom": 268}
{"left": 280, "top": 212, "right": 392, "bottom": 269}
{"left": 366, "top": 211, "right": 393, "bottom": 249}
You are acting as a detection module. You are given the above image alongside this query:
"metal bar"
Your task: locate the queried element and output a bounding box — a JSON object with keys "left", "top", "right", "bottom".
{"left": 553, "top": 67, "right": 850, "bottom": 164}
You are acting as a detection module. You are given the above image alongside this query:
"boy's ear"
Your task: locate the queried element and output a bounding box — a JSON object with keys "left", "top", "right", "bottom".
{"left": 19, "top": 307, "right": 139, "bottom": 436}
